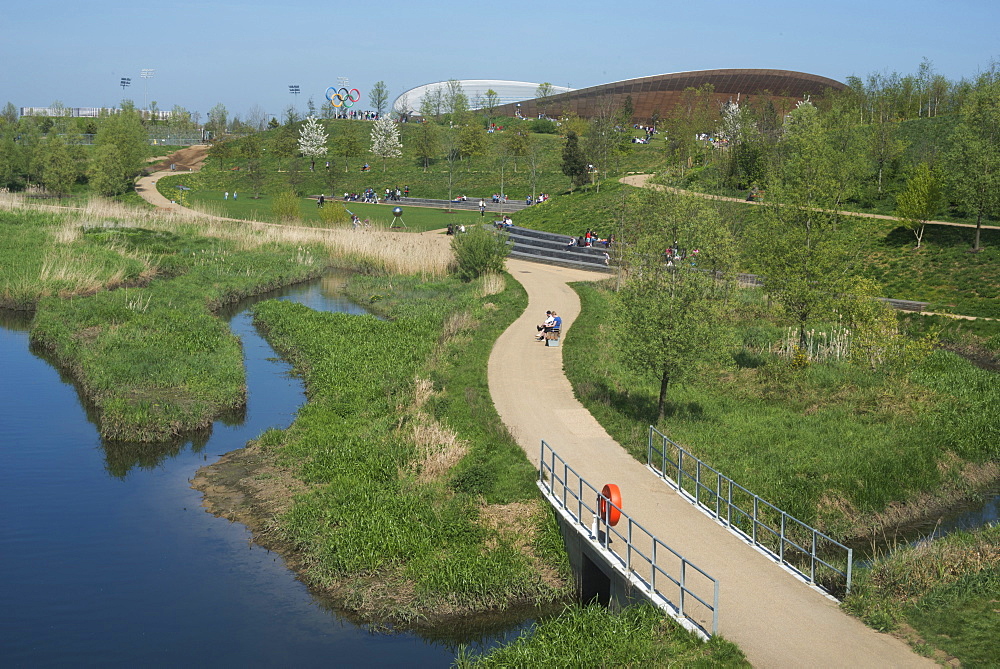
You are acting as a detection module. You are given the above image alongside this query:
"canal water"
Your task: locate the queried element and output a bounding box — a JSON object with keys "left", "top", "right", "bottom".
{"left": 0, "top": 277, "right": 523, "bottom": 667}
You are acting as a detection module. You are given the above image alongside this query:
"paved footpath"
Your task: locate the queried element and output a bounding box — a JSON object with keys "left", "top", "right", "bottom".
{"left": 488, "top": 258, "right": 932, "bottom": 668}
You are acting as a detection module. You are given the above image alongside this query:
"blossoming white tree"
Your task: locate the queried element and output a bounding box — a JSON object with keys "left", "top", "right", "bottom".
{"left": 297, "top": 116, "right": 328, "bottom": 171}
{"left": 370, "top": 115, "right": 402, "bottom": 171}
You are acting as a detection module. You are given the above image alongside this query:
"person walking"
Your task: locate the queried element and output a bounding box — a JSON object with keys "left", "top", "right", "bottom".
{"left": 224, "top": 191, "right": 228, "bottom": 200}
{"left": 479, "top": 199, "right": 486, "bottom": 217}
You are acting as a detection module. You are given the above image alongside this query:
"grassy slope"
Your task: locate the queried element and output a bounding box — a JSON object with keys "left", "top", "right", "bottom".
{"left": 564, "top": 281, "right": 999, "bottom": 535}
{"left": 154, "top": 118, "right": 664, "bottom": 214}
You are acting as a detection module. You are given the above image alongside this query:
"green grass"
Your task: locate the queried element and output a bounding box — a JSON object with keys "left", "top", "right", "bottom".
{"left": 458, "top": 603, "right": 748, "bottom": 667}
{"left": 864, "top": 221, "right": 1000, "bottom": 318}
{"left": 181, "top": 188, "right": 489, "bottom": 232}
{"left": 0, "top": 208, "right": 153, "bottom": 309}
{"left": 154, "top": 117, "right": 664, "bottom": 217}
{"left": 16, "top": 213, "right": 327, "bottom": 440}
{"left": 563, "top": 281, "right": 1000, "bottom": 536}
{"left": 843, "top": 524, "right": 1000, "bottom": 666}
{"left": 249, "top": 271, "right": 570, "bottom": 620}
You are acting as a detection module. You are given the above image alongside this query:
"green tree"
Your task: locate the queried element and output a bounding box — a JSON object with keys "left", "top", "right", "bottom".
{"left": 535, "top": 82, "right": 554, "bottom": 116}
{"left": 945, "top": 73, "right": 1000, "bottom": 251}
{"left": 240, "top": 133, "right": 265, "bottom": 198}
{"left": 413, "top": 120, "right": 440, "bottom": 172}
{"left": 39, "top": 135, "right": 77, "bottom": 198}
{"left": 561, "top": 130, "right": 588, "bottom": 189}
{"left": 757, "top": 100, "right": 862, "bottom": 347}
{"left": 89, "top": 106, "right": 147, "bottom": 196}
{"left": 272, "top": 122, "right": 299, "bottom": 171}
{"left": 895, "top": 162, "right": 943, "bottom": 248}
{"left": 1, "top": 102, "right": 17, "bottom": 126}
{"left": 614, "top": 189, "right": 734, "bottom": 420}
{"left": 503, "top": 128, "right": 530, "bottom": 172}
{"left": 444, "top": 79, "right": 469, "bottom": 120}
{"left": 663, "top": 84, "right": 718, "bottom": 175}
{"left": 481, "top": 88, "right": 500, "bottom": 121}
{"left": 0, "top": 126, "right": 29, "bottom": 190}
{"left": 458, "top": 124, "right": 487, "bottom": 171}
{"left": 442, "top": 127, "right": 460, "bottom": 202}
{"left": 334, "top": 121, "right": 366, "bottom": 172}
{"left": 207, "top": 103, "right": 228, "bottom": 139}
{"left": 369, "top": 81, "right": 390, "bottom": 116}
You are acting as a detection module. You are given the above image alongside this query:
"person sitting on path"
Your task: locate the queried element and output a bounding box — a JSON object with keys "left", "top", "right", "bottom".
{"left": 547, "top": 312, "right": 562, "bottom": 340}
{"left": 535, "top": 311, "right": 555, "bottom": 340}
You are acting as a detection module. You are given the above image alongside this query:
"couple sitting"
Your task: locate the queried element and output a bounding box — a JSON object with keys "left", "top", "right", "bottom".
{"left": 535, "top": 310, "right": 562, "bottom": 340}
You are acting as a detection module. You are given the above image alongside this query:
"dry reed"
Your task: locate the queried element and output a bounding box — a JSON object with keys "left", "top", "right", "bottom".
{"left": 1, "top": 194, "right": 454, "bottom": 278}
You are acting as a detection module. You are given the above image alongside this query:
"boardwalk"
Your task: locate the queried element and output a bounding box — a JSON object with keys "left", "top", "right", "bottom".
{"left": 488, "top": 258, "right": 931, "bottom": 668}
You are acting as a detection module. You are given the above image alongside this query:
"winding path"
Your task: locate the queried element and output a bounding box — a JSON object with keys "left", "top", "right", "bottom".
{"left": 488, "top": 258, "right": 931, "bottom": 668}
{"left": 137, "top": 150, "right": 931, "bottom": 664}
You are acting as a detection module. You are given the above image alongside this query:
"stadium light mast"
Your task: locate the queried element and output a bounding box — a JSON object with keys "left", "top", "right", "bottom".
{"left": 141, "top": 68, "right": 155, "bottom": 114}
{"left": 120, "top": 77, "right": 131, "bottom": 92}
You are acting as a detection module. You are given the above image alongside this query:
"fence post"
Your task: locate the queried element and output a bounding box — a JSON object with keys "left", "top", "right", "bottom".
{"left": 678, "top": 449, "right": 684, "bottom": 492}
{"left": 752, "top": 496, "right": 759, "bottom": 545}
{"left": 712, "top": 582, "right": 720, "bottom": 635}
{"left": 780, "top": 512, "right": 786, "bottom": 563}
{"left": 679, "top": 560, "right": 686, "bottom": 618}
{"left": 846, "top": 548, "right": 853, "bottom": 595}
{"left": 696, "top": 460, "right": 702, "bottom": 506}
{"left": 811, "top": 530, "right": 817, "bottom": 584}
{"left": 716, "top": 472, "right": 722, "bottom": 518}
{"left": 726, "top": 479, "right": 733, "bottom": 527}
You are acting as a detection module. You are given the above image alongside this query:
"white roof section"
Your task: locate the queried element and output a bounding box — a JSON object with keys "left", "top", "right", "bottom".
{"left": 392, "top": 80, "right": 574, "bottom": 115}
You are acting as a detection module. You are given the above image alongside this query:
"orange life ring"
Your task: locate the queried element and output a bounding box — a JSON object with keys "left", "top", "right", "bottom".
{"left": 599, "top": 483, "right": 622, "bottom": 526}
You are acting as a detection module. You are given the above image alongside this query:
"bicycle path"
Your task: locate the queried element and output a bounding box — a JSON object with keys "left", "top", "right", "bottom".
{"left": 488, "top": 258, "right": 931, "bottom": 668}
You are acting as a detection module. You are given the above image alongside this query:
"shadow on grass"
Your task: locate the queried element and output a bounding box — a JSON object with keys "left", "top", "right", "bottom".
{"left": 586, "top": 379, "right": 705, "bottom": 424}
{"left": 881, "top": 224, "right": 1000, "bottom": 251}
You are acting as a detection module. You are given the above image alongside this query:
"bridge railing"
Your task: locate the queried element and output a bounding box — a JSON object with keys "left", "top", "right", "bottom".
{"left": 647, "top": 426, "right": 853, "bottom": 596}
{"left": 538, "top": 440, "right": 719, "bottom": 637}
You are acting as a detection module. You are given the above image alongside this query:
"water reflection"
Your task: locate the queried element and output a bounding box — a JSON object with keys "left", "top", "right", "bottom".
{"left": 0, "top": 272, "right": 517, "bottom": 667}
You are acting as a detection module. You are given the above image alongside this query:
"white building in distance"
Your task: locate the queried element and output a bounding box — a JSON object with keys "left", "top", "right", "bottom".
{"left": 392, "top": 80, "right": 574, "bottom": 116}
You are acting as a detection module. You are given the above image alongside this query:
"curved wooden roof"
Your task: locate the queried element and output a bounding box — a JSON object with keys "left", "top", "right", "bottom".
{"left": 494, "top": 69, "right": 846, "bottom": 121}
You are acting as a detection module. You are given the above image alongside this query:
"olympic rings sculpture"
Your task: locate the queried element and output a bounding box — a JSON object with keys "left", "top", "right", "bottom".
{"left": 326, "top": 87, "right": 361, "bottom": 109}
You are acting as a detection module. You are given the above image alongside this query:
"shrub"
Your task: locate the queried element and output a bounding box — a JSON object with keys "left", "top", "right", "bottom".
{"left": 451, "top": 226, "right": 508, "bottom": 281}
{"left": 529, "top": 118, "right": 558, "bottom": 134}
{"left": 271, "top": 191, "right": 300, "bottom": 221}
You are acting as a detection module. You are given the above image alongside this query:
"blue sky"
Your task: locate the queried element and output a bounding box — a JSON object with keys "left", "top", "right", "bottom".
{"left": 2, "top": 0, "right": 996, "bottom": 120}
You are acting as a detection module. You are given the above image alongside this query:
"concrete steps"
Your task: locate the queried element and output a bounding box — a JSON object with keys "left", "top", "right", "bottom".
{"left": 504, "top": 226, "right": 613, "bottom": 273}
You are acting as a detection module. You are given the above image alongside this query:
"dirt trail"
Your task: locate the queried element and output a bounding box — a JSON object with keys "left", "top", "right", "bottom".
{"left": 488, "top": 258, "right": 932, "bottom": 668}
{"left": 146, "top": 144, "right": 210, "bottom": 173}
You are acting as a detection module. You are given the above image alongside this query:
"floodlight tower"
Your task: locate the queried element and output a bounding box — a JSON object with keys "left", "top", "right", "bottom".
{"left": 141, "top": 69, "right": 155, "bottom": 114}
{"left": 120, "top": 77, "right": 131, "bottom": 92}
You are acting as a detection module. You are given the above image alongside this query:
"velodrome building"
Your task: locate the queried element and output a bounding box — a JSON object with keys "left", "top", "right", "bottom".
{"left": 396, "top": 69, "right": 846, "bottom": 122}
